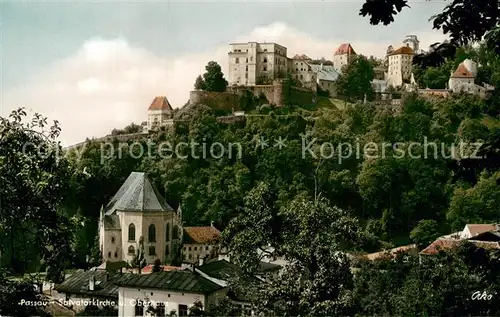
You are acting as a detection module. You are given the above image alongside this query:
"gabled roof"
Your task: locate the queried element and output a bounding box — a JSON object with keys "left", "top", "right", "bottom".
{"left": 183, "top": 226, "right": 221, "bottom": 244}
{"left": 465, "top": 224, "right": 496, "bottom": 236}
{"left": 388, "top": 46, "right": 414, "bottom": 56}
{"left": 420, "top": 239, "right": 500, "bottom": 255}
{"left": 365, "top": 244, "right": 416, "bottom": 261}
{"left": 148, "top": 96, "right": 173, "bottom": 111}
{"left": 54, "top": 269, "right": 118, "bottom": 299}
{"left": 308, "top": 64, "right": 340, "bottom": 81}
{"left": 451, "top": 63, "right": 475, "bottom": 78}
{"left": 197, "top": 259, "right": 242, "bottom": 280}
{"left": 334, "top": 43, "right": 356, "bottom": 56}
{"left": 104, "top": 172, "right": 174, "bottom": 215}
{"left": 292, "top": 54, "right": 311, "bottom": 60}
{"left": 115, "top": 270, "right": 224, "bottom": 294}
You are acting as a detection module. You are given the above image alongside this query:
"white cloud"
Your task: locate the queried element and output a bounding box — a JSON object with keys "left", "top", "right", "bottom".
{"left": 1, "top": 22, "right": 447, "bottom": 146}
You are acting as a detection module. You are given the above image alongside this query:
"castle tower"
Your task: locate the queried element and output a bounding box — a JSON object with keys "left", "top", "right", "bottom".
{"left": 147, "top": 96, "right": 174, "bottom": 131}
{"left": 333, "top": 43, "right": 356, "bottom": 73}
{"left": 403, "top": 35, "right": 420, "bottom": 54}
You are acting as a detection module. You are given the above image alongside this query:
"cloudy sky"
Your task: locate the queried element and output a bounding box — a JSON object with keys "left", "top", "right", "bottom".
{"left": 1, "top": 0, "right": 448, "bottom": 146}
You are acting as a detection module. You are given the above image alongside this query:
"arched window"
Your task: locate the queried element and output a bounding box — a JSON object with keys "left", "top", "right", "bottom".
{"left": 166, "top": 223, "right": 170, "bottom": 242}
{"left": 128, "top": 245, "right": 135, "bottom": 255}
{"left": 148, "top": 224, "right": 156, "bottom": 242}
{"left": 128, "top": 223, "right": 135, "bottom": 241}
{"left": 114, "top": 252, "right": 118, "bottom": 258}
{"left": 165, "top": 245, "right": 169, "bottom": 255}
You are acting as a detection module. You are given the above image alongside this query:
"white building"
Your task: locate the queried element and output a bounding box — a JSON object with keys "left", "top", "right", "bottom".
{"left": 182, "top": 226, "right": 221, "bottom": 264}
{"left": 386, "top": 45, "right": 414, "bottom": 87}
{"left": 308, "top": 63, "right": 339, "bottom": 97}
{"left": 147, "top": 96, "right": 174, "bottom": 131}
{"left": 116, "top": 270, "right": 226, "bottom": 317}
{"left": 99, "top": 172, "right": 182, "bottom": 265}
{"left": 459, "top": 224, "right": 497, "bottom": 239}
{"left": 228, "top": 42, "right": 288, "bottom": 86}
{"left": 333, "top": 43, "right": 356, "bottom": 73}
{"left": 448, "top": 59, "right": 494, "bottom": 97}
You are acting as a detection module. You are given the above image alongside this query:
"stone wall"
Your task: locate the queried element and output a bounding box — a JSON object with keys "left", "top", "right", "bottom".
{"left": 189, "top": 90, "right": 240, "bottom": 111}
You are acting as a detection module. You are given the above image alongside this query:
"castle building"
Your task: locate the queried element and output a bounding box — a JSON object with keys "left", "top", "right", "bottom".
{"left": 333, "top": 43, "right": 356, "bottom": 73}
{"left": 386, "top": 45, "right": 414, "bottom": 87}
{"left": 147, "top": 96, "right": 174, "bottom": 131}
{"left": 99, "top": 172, "right": 222, "bottom": 266}
{"left": 448, "top": 59, "right": 494, "bottom": 97}
{"left": 228, "top": 42, "right": 288, "bottom": 86}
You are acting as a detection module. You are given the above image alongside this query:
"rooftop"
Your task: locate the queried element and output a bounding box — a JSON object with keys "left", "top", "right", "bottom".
{"left": 308, "top": 64, "right": 340, "bottom": 82}
{"left": 388, "top": 46, "right": 414, "bottom": 56}
{"left": 334, "top": 43, "right": 356, "bottom": 56}
{"left": 451, "top": 63, "right": 474, "bottom": 78}
{"left": 141, "top": 265, "right": 183, "bottom": 274}
{"left": 148, "top": 96, "right": 173, "bottom": 111}
{"left": 54, "top": 269, "right": 118, "bottom": 299}
{"left": 292, "top": 54, "right": 312, "bottom": 60}
{"left": 104, "top": 172, "right": 174, "bottom": 215}
{"left": 183, "top": 226, "right": 221, "bottom": 244}
{"left": 465, "top": 224, "right": 497, "bottom": 236}
{"left": 115, "top": 270, "right": 224, "bottom": 294}
{"left": 420, "top": 239, "right": 500, "bottom": 255}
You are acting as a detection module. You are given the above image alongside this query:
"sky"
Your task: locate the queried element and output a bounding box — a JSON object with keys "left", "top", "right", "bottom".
{"left": 0, "top": 0, "right": 449, "bottom": 146}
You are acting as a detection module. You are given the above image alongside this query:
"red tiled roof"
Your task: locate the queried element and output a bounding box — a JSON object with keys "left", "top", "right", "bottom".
{"left": 334, "top": 43, "right": 356, "bottom": 56}
{"left": 388, "top": 46, "right": 414, "bottom": 56}
{"left": 365, "top": 244, "right": 416, "bottom": 261}
{"left": 420, "top": 238, "right": 500, "bottom": 255}
{"left": 141, "top": 265, "right": 182, "bottom": 274}
{"left": 465, "top": 224, "right": 496, "bottom": 237}
{"left": 148, "top": 96, "right": 173, "bottom": 111}
{"left": 451, "top": 63, "right": 475, "bottom": 78}
{"left": 183, "top": 226, "right": 221, "bottom": 244}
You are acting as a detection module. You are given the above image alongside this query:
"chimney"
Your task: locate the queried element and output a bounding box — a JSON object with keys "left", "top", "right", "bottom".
{"left": 88, "top": 276, "right": 95, "bottom": 291}
{"left": 198, "top": 256, "right": 204, "bottom": 267}
{"left": 210, "top": 221, "right": 214, "bottom": 228}
{"left": 104, "top": 272, "right": 109, "bottom": 282}
{"left": 320, "top": 63, "right": 324, "bottom": 70}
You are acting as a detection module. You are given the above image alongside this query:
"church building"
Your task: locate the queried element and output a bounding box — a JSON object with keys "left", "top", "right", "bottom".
{"left": 98, "top": 172, "right": 221, "bottom": 266}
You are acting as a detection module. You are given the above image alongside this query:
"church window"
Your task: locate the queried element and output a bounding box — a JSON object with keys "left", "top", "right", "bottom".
{"left": 128, "top": 223, "right": 136, "bottom": 241}
{"left": 108, "top": 252, "right": 111, "bottom": 258}
{"left": 111, "top": 236, "right": 115, "bottom": 244}
{"left": 148, "top": 224, "right": 156, "bottom": 242}
{"left": 128, "top": 245, "right": 135, "bottom": 254}
{"left": 148, "top": 246, "right": 156, "bottom": 256}
{"left": 194, "top": 247, "right": 197, "bottom": 251}
{"left": 166, "top": 223, "right": 170, "bottom": 241}
{"left": 189, "top": 247, "right": 192, "bottom": 251}
{"left": 114, "top": 252, "right": 118, "bottom": 258}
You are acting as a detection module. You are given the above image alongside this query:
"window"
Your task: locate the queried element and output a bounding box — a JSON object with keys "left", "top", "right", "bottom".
{"left": 263, "top": 58, "right": 267, "bottom": 63}
{"left": 149, "top": 246, "right": 156, "bottom": 256}
{"left": 189, "top": 254, "right": 192, "bottom": 259}
{"left": 263, "top": 67, "right": 267, "bottom": 71}
{"left": 245, "top": 66, "right": 248, "bottom": 71}
{"left": 148, "top": 224, "right": 156, "bottom": 242}
{"left": 263, "top": 49, "right": 267, "bottom": 52}
{"left": 165, "top": 245, "right": 169, "bottom": 255}
{"left": 206, "top": 246, "right": 209, "bottom": 251}
{"left": 179, "top": 304, "right": 188, "bottom": 316}
{"left": 250, "top": 56, "right": 253, "bottom": 61}
{"left": 128, "top": 224, "right": 136, "bottom": 241}
{"left": 114, "top": 252, "right": 118, "bottom": 258}
{"left": 194, "top": 247, "right": 197, "bottom": 251}
{"left": 128, "top": 245, "right": 135, "bottom": 255}
{"left": 166, "top": 223, "right": 170, "bottom": 242}
{"left": 235, "top": 58, "right": 239, "bottom": 64}
{"left": 108, "top": 252, "right": 111, "bottom": 258}
{"left": 134, "top": 300, "right": 144, "bottom": 316}
{"left": 111, "top": 236, "right": 115, "bottom": 244}
{"left": 246, "top": 58, "right": 248, "bottom": 63}
{"left": 188, "top": 246, "right": 192, "bottom": 251}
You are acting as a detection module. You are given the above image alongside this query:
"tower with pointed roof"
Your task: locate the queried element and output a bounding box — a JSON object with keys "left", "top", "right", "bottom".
{"left": 147, "top": 96, "right": 174, "bottom": 131}
{"left": 333, "top": 43, "right": 356, "bottom": 73}
{"left": 99, "top": 172, "right": 182, "bottom": 266}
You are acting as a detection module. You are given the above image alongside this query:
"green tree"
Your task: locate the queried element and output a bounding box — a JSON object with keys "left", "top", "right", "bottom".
{"left": 202, "top": 61, "right": 228, "bottom": 92}
{"left": 410, "top": 219, "right": 441, "bottom": 249}
{"left": 188, "top": 300, "right": 206, "bottom": 316}
{"left": 422, "top": 66, "right": 450, "bottom": 89}
{"left": 194, "top": 75, "right": 205, "bottom": 90}
{"left": 336, "top": 55, "right": 374, "bottom": 102}
{"left": 0, "top": 108, "right": 74, "bottom": 282}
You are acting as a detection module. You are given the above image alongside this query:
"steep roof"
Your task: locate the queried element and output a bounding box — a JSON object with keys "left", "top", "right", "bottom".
{"left": 197, "top": 259, "right": 242, "bottom": 280}
{"left": 148, "top": 96, "right": 173, "bottom": 111}
{"left": 308, "top": 64, "right": 340, "bottom": 81}
{"left": 292, "top": 54, "right": 311, "bottom": 60}
{"left": 451, "top": 63, "right": 475, "bottom": 78}
{"left": 183, "top": 226, "right": 221, "bottom": 244}
{"left": 388, "top": 46, "right": 414, "bottom": 56}
{"left": 465, "top": 224, "right": 496, "bottom": 236}
{"left": 104, "top": 172, "right": 174, "bottom": 215}
{"left": 54, "top": 269, "right": 119, "bottom": 299}
{"left": 420, "top": 239, "right": 500, "bottom": 255}
{"left": 334, "top": 43, "right": 356, "bottom": 56}
{"left": 115, "top": 270, "right": 224, "bottom": 294}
